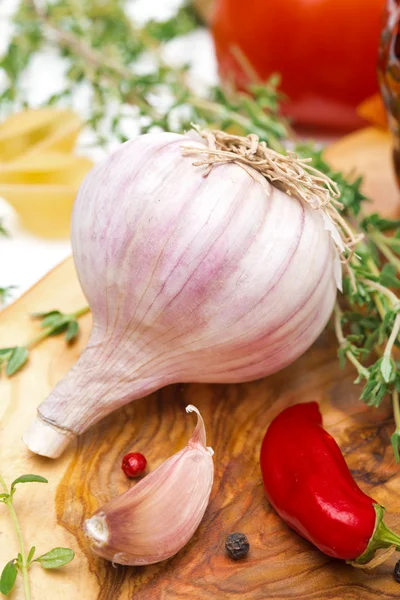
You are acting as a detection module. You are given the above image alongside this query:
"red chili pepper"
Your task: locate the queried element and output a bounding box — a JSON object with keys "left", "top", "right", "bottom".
{"left": 121, "top": 452, "right": 147, "bottom": 478}
{"left": 260, "top": 402, "right": 400, "bottom": 564}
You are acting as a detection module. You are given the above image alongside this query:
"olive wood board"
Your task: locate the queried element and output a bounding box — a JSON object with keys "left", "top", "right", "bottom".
{"left": 0, "top": 126, "right": 400, "bottom": 600}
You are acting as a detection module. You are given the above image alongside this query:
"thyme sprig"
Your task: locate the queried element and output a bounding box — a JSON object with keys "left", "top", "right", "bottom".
{"left": 0, "top": 307, "right": 89, "bottom": 377}
{"left": 1, "top": 0, "right": 288, "bottom": 150}
{"left": 2, "top": 1, "right": 400, "bottom": 457}
{"left": 0, "top": 474, "right": 74, "bottom": 598}
{"left": 299, "top": 148, "right": 400, "bottom": 431}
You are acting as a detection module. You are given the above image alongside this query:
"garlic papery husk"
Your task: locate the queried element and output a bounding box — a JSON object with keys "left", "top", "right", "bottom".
{"left": 24, "top": 130, "right": 337, "bottom": 458}
{"left": 84, "top": 405, "right": 214, "bottom": 566}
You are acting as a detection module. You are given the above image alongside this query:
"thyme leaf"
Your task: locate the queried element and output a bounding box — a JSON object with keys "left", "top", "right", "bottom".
{"left": 0, "top": 474, "right": 74, "bottom": 599}
{"left": 0, "top": 561, "right": 18, "bottom": 596}
{"left": 34, "top": 548, "right": 75, "bottom": 569}
{"left": 0, "top": 307, "right": 90, "bottom": 378}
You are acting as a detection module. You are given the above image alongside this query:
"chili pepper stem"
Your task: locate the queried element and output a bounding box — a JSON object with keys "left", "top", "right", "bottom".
{"left": 356, "top": 504, "right": 400, "bottom": 565}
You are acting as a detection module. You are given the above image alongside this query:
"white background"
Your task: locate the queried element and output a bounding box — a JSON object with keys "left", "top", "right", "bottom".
{"left": 0, "top": 0, "right": 218, "bottom": 304}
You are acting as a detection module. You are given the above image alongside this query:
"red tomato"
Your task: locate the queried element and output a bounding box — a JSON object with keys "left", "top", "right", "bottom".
{"left": 212, "top": 0, "right": 386, "bottom": 130}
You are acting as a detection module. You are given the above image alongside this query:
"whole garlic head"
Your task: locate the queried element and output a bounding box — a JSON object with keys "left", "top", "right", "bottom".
{"left": 24, "top": 132, "right": 336, "bottom": 458}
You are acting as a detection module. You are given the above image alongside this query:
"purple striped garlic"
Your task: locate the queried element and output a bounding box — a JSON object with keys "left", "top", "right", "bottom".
{"left": 23, "top": 131, "right": 337, "bottom": 458}
{"left": 85, "top": 405, "right": 214, "bottom": 565}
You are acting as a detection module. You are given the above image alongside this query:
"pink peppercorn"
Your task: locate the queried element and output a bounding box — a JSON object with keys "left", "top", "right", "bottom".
{"left": 121, "top": 452, "right": 147, "bottom": 478}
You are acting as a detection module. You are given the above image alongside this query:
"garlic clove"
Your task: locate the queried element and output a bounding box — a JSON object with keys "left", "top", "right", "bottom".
{"left": 84, "top": 405, "right": 214, "bottom": 566}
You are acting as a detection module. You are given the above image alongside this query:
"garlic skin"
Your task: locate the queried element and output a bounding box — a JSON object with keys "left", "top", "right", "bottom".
{"left": 23, "top": 131, "right": 337, "bottom": 458}
{"left": 85, "top": 405, "right": 214, "bottom": 566}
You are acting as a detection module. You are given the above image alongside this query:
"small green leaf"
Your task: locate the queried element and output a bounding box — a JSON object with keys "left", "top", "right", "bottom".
{"left": 392, "top": 431, "right": 400, "bottom": 463}
{"left": 346, "top": 334, "right": 364, "bottom": 344}
{"left": 374, "top": 383, "right": 388, "bottom": 407}
{"left": 31, "top": 310, "right": 61, "bottom": 320}
{"left": 0, "top": 493, "right": 9, "bottom": 502}
{"left": 0, "top": 560, "right": 17, "bottom": 595}
{"left": 337, "top": 347, "right": 347, "bottom": 370}
{"left": 6, "top": 346, "right": 28, "bottom": 376}
{"left": 65, "top": 320, "right": 79, "bottom": 342}
{"left": 379, "top": 264, "right": 400, "bottom": 288}
{"left": 27, "top": 546, "right": 36, "bottom": 564}
{"left": 361, "top": 213, "right": 400, "bottom": 232}
{"left": 40, "top": 312, "right": 65, "bottom": 329}
{"left": 365, "top": 329, "right": 380, "bottom": 351}
{"left": 11, "top": 474, "right": 48, "bottom": 492}
{"left": 360, "top": 378, "right": 380, "bottom": 403}
{"left": 49, "top": 323, "right": 71, "bottom": 336}
{"left": 380, "top": 356, "right": 396, "bottom": 383}
{"left": 35, "top": 547, "right": 75, "bottom": 569}
{"left": 0, "top": 348, "right": 14, "bottom": 357}
{"left": 354, "top": 372, "right": 364, "bottom": 385}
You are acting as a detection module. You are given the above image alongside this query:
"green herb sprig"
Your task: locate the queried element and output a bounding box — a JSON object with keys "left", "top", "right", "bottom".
{"left": 0, "top": 287, "right": 16, "bottom": 308}
{"left": 296, "top": 147, "right": 400, "bottom": 458}
{"left": 0, "top": 306, "right": 89, "bottom": 377}
{"left": 1, "top": 0, "right": 288, "bottom": 150}
{"left": 0, "top": 474, "right": 74, "bottom": 598}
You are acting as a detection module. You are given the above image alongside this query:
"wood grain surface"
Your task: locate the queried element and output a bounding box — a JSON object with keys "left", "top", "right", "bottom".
{"left": 0, "top": 127, "right": 400, "bottom": 600}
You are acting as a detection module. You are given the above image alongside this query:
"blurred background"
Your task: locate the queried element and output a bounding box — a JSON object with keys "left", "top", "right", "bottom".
{"left": 0, "top": 0, "right": 391, "bottom": 306}
{"left": 0, "top": 0, "right": 218, "bottom": 304}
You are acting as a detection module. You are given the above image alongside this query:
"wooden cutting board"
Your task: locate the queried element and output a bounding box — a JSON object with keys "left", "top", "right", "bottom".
{"left": 1, "top": 127, "right": 400, "bottom": 600}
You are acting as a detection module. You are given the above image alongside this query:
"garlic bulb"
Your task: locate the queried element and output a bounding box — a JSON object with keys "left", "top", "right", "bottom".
{"left": 24, "top": 131, "right": 337, "bottom": 458}
{"left": 85, "top": 405, "right": 214, "bottom": 566}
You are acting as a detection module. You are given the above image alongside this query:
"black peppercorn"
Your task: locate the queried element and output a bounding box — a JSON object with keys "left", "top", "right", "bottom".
{"left": 394, "top": 559, "right": 400, "bottom": 583}
{"left": 225, "top": 532, "right": 250, "bottom": 560}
